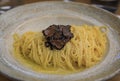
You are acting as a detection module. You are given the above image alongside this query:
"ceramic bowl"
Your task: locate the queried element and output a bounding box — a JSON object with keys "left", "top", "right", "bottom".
{"left": 0, "top": 1, "right": 120, "bottom": 81}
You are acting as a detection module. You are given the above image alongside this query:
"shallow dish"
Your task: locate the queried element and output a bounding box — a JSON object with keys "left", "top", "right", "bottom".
{"left": 0, "top": 1, "right": 120, "bottom": 81}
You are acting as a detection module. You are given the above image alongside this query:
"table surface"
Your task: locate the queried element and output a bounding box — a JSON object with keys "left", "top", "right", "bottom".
{"left": 0, "top": 0, "right": 120, "bottom": 81}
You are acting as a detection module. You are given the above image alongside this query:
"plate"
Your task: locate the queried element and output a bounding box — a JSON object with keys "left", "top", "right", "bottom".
{"left": 0, "top": 1, "right": 120, "bottom": 81}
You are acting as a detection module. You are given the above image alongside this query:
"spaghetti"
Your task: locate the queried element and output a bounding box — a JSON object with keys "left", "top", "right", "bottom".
{"left": 13, "top": 25, "right": 107, "bottom": 74}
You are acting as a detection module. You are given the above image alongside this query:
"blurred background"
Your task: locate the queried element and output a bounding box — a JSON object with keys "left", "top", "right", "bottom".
{"left": 0, "top": 0, "right": 120, "bottom": 15}
{"left": 0, "top": 0, "right": 120, "bottom": 81}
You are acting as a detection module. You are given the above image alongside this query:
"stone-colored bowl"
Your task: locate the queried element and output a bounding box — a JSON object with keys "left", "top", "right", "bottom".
{"left": 0, "top": 1, "right": 120, "bottom": 81}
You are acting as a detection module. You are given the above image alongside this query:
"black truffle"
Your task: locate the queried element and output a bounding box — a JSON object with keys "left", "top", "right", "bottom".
{"left": 42, "top": 25, "right": 74, "bottom": 50}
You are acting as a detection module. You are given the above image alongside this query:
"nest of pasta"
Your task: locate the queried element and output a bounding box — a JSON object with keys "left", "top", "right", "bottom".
{"left": 13, "top": 25, "right": 107, "bottom": 74}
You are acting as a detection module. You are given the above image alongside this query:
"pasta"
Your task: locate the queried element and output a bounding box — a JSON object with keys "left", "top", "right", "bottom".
{"left": 13, "top": 25, "right": 107, "bottom": 74}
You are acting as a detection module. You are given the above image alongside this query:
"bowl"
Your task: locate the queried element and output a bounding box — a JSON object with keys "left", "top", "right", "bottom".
{"left": 0, "top": 1, "right": 120, "bottom": 81}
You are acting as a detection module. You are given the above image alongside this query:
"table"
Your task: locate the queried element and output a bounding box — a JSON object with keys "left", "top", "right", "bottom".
{"left": 0, "top": 0, "right": 120, "bottom": 81}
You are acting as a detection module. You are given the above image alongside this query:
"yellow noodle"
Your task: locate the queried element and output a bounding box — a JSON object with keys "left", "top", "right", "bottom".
{"left": 13, "top": 25, "right": 107, "bottom": 74}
